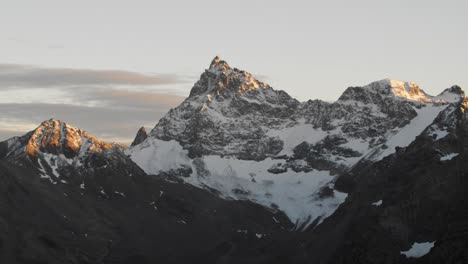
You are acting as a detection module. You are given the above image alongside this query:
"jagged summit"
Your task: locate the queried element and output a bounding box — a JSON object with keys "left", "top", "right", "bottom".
{"left": 209, "top": 56, "right": 230, "bottom": 72}
{"left": 188, "top": 56, "right": 283, "bottom": 103}
{"left": 147, "top": 59, "right": 465, "bottom": 162}
{"left": 338, "top": 78, "right": 465, "bottom": 104}
{"left": 2, "top": 118, "right": 116, "bottom": 160}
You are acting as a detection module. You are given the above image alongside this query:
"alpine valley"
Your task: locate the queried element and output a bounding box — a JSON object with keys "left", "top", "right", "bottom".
{"left": 1, "top": 57, "right": 467, "bottom": 264}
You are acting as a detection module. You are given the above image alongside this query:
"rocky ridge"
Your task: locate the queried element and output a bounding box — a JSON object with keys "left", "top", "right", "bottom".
{"left": 0, "top": 118, "right": 126, "bottom": 185}
{"left": 129, "top": 57, "right": 464, "bottom": 228}
{"left": 294, "top": 89, "right": 468, "bottom": 264}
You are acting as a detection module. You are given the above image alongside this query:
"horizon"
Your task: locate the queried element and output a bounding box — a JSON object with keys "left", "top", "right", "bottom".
{"left": 0, "top": 62, "right": 462, "bottom": 145}
{"left": 1, "top": 0, "right": 466, "bottom": 144}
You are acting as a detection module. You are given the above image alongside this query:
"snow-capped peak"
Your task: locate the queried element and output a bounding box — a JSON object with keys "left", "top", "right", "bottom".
{"left": 434, "top": 85, "right": 465, "bottom": 103}
{"left": 189, "top": 57, "right": 277, "bottom": 99}
{"left": 24, "top": 118, "right": 116, "bottom": 158}
{"left": 129, "top": 57, "right": 465, "bottom": 230}
{"left": 339, "top": 79, "right": 432, "bottom": 103}
{"left": 382, "top": 79, "right": 430, "bottom": 102}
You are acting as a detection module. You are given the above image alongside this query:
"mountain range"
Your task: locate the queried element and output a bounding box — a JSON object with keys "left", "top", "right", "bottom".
{"left": 1, "top": 57, "right": 467, "bottom": 263}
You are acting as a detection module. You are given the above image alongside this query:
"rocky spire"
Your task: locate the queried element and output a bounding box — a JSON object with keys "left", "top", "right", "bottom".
{"left": 209, "top": 56, "right": 231, "bottom": 72}
{"left": 131, "top": 126, "right": 148, "bottom": 147}
{"left": 188, "top": 56, "right": 272, "bottom": 98}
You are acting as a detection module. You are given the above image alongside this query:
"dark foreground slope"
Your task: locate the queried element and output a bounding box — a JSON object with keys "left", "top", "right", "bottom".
{"left": 0, "top": 152, "right": 294, "bottom": 264}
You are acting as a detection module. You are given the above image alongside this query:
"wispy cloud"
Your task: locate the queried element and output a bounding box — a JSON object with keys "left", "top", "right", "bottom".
{"left": 69, "top": 87, "right": 185, "bottom": 109}
{"left": 0, "top": 63, "right": 191, "bottom": 144}
{"left": 0, "top": 63, "right": 189, "bottom": 88}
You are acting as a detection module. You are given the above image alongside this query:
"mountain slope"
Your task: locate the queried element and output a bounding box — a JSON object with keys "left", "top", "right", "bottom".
{"left": 0, "top": 119, "right": 295, "bottom": 264}
{"left": 290, "top": 96, "right": 468, "bottom": 264}
{"left": 0, "top": 118, "right": 125, "bottom": 185}
{"left": 128, "top": 57, "right": 463, "bottom": 228}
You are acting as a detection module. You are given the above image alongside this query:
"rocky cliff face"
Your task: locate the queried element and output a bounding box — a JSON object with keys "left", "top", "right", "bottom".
{"left": 129, "top": 57, "right": 463, "bottom": 228}
{"left": 152, "top": 56, "right": 299, "bottom": 160}
{"left": 1, "top": 118, "right": 116, "bottom": 160}
{"left": 0, "top": 118, "right": 127, "bottom": 185}
{"left": 290, "top": 94, "right": 468, "bottom": 264}
{"left": 130, "top": 126, "right": 148, "bottom": 147}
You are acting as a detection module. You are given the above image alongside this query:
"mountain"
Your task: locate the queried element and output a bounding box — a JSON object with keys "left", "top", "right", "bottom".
{"left": 0, "top": 118, "right": 126, "bottom": 185}
{"left": 128, "top": 56, "right": 464, "bottom": 229}
{"left": 1, "top": 118, "right": 116, "bottom": 159}
{"left": 0, "top": 119, "right": 294, "bottom": 263}
{"left": 293, "top": 95, "right": 468, "bottom": 263}
{"left": 2, "top": 56, "right": 467, "bottom": 263}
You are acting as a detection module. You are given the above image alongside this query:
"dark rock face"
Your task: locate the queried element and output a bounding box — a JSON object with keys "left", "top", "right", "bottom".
{"left": 287, "top": 99, "right": 468, "bottom": 264}
{"left": 130, "top": 126, "right": 148, "bottom": 147}
{"left": 152, "top": 57, "right": 299, "bottom": 160}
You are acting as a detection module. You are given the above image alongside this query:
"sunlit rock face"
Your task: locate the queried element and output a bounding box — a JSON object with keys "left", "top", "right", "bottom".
{"left": 0, "top": 118, "right": 126, "bottom": 184}
{"left": 23, "top": 118, "right": 115, "bottom": 158}
{"left": 339, "top": 79, "right": 432, "bottom": 103}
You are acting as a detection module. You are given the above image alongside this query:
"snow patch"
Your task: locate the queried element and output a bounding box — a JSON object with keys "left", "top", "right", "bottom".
{"left": 129, "top": 139, "right": 347, "bottom": 230}
{"left": 43, "top": 153, "right": 60, "bottom": 177}
{"left": 434, "top": 90, "right": 462, "bottom": 103}
{"left": 114, "top": 191, "right": 126, "bottom": 197}
{"left": 440, "top": 153, "right": 459, "bottom": 161}
{"left": 401, "top": 241, "right": 435, "bottom": 258}
{"left": 186, "top": 155, "right": 347, "bottom": 229}
{"left": 266, "top": 124, "right": 328, "bottom": 156}
{"left": 371, "top": 104, "right": 448, "bottom": 160}
{"left": 128, "top": 138, "right": 192, "bottom": 175}
{"left": 431, "top": 129, "right": 449, "bottom": 140}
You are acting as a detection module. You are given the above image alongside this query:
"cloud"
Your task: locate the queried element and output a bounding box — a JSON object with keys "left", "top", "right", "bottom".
{"left": 0, "top": 103, "right": 173, "bottom": 144}
{"left": 0, "top": 63, "right": 189, "bottom": 89}
{"left": 68, "top": 87, "right": 185, "bottom": 109}
{"left": 0, "top": 63, "right": 191, "bottom": 144}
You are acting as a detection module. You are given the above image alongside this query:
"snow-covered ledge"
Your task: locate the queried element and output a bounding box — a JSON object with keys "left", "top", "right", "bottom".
{"left": 401, "top": 241, "right": 435, "bottom": 258}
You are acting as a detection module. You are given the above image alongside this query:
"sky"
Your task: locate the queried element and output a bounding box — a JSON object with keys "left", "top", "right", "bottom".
{"left": 0, "top": 0, "right": 467, "bottom": 144}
